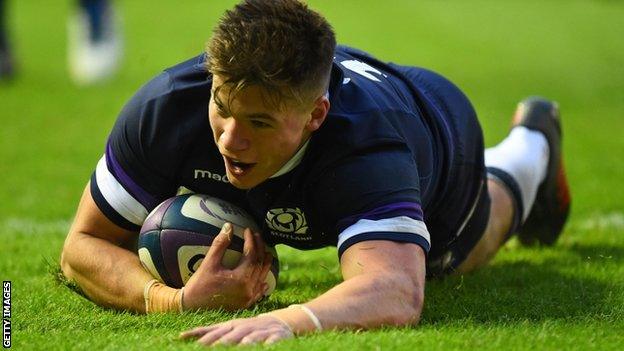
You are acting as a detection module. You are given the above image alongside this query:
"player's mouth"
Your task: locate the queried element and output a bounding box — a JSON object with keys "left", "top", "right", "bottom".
{"left": 223, "top": 156, "right": 257, "bottom": 176}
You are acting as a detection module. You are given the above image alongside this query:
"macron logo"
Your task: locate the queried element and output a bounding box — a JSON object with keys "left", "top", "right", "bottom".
{"left": 340, "top": 60, "right": 385, "bottom": 82}
{"left": 194, "top": 169, "right": 229, "bottom": 183}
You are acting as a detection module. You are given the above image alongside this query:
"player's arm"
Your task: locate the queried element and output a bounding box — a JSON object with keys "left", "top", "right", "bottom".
{"left": 59, "top": 72, "right": 176, "bottom": 313}
{"left": 61, "top": 183, "right": 154, "bottom": 313}
{"left": 274, "top": 239, "right": 426, "bottom": 330}
{"left": 180, "top": 239, "right": 425, "bottom": 345}
{"left": 61, "top": 183, "right": 270, "bottom": 313}
{"left": 61, "top": 70, "right": 271, "bottom": 313}
{"left": 284, "top": 147, "right": 426, "bottom": 329}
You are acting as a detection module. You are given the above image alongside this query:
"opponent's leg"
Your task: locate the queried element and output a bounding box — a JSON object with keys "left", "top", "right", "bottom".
{"left": 457, "top": 97, "right": 571, "bottom": 272}
{"left": 68, "top": 0, "right": 122, "bottom": 85}
{"left": 0, "top": 0, "right": 16, "bottom": 80}
{"left": 79, "top": 0, "right": 109, "bottom": 43}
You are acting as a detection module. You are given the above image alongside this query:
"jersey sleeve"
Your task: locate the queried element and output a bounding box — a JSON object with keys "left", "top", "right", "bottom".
{"left": 90, "top": 72, "right": 181, "bottom": 231}
{"left": 313, "top": 145, "right": 431, "bottom": 258}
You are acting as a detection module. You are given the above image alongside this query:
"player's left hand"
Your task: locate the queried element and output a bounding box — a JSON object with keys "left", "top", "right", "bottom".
{"left": 180, "top": 314, "right": 293, "bottom": 346}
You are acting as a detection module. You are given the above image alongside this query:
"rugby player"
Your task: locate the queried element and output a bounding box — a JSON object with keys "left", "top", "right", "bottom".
{"left": 60, "top": 0, "right": 571, "bottom": 345}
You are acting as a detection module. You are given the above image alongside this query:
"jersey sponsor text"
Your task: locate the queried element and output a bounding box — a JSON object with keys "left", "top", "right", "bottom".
{"left": 194, "top": 169, "right": 229, "bottom": 183}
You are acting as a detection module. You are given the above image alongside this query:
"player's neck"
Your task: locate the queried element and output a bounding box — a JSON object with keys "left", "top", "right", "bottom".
{"left": 270, "top": 138, "right": 311, "bottom": 178}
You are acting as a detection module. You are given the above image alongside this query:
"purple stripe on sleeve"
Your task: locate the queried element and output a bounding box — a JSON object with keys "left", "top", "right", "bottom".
{"left": 337, "top": 202, "right": 424, "bottom": 233}
{"left": 105, "top": 141, "right": 159, "bottom": 209}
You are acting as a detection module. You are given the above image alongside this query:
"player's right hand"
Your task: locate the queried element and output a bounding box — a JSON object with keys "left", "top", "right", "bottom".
{"left": 182, "top": 223, "right": 273, "bottom": 311}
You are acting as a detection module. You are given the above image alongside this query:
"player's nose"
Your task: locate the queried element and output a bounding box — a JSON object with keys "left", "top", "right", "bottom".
{"left": 219, "top": 119, "right": 250, "bottom": 152}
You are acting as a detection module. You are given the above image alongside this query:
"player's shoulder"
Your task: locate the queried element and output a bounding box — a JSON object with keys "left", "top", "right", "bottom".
{"left": 315, "top": 46, "right": 417, "bottom": 156}
{"left": 330, "top": 45, "right": 416, "bottom": 115}
{"left": 111, "top": 54, "right": 213, "bottom": 165}
{"left": 118, "top": 53, "right": 211, "bottom": 126}
{"left": 334, "top": 45, "right": 376, "bottom": 61}
{"left": 163, "top": 53, "right": 212, "bottom": 92}
{"left": 133, "top": 53, "right": 210, "bottom": 104}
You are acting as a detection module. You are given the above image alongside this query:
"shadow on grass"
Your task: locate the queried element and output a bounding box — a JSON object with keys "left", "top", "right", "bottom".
{"left": 44, "top": 257, "right": 87, "bottom": 298}
{"left": 566, "top": 242, "right": 624, "bottom": 262}
{"left": 276, "top": 249, "right": 342, "bottom": 291}
{"left": 422, "top": 242, "right": 620, "bottom": 325}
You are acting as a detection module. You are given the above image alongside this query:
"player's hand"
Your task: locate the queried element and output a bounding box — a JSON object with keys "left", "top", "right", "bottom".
{"left": 180, "top": 314, "right": 293, "bottom": 346}
{"left": 182, "top": 223, "right": 273, "bottom": 311}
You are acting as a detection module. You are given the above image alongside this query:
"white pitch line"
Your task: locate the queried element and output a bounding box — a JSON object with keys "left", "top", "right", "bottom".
{"left": 577, "top": 212, "right": 624, "bottom": 231}
{"left": 3, "top": 212, "right": 623, "bottom": 236}
{"left": 1, "top": 217, "right": 71, "bottom": 235}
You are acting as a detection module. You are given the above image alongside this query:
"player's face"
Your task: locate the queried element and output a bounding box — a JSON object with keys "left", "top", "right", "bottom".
{"left": 209, "top": 75, "right": 329, "bottom": 189}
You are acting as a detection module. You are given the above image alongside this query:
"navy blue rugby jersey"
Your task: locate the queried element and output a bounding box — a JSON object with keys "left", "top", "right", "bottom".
{"left": 91, "top": 45, "right": 453, "bottom": 258}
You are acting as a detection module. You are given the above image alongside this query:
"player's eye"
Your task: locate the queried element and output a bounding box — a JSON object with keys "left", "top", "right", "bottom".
{"left": 215, "top": 102, "right": 229, "bottom": 117}
{"left": 251, "top": 120, "right": 271, "bottom": 129}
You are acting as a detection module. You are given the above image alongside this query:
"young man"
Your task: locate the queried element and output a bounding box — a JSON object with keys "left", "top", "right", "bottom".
{"left": 60, "top": 0, "right": 571, "bottom": 345}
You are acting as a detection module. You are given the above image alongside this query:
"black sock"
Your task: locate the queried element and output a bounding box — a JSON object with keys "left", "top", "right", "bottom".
{"left": 487, "top": 166, "right": 524, "bottom": 239}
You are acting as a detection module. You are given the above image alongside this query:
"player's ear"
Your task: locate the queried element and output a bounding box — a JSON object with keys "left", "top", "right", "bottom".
{"left": 305, "top": 95, "right": 329, "bottom": 132}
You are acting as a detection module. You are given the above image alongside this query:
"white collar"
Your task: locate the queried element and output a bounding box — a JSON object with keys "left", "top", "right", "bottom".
{"left": 269, "top": 139, "right": 310, "bottom": 178}
{"left": 268, "top": 90, "right": 327, "bottom": 179}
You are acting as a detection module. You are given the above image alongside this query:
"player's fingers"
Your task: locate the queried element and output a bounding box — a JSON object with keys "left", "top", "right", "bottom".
{"left": 241, "top": 234, "right": 264, "bottom": 280}
{"left": 238, "top": 228, "right": 259, "bottom": 268}
{"left": 259, "top": 252, "right": 273, "bottom": 281}
{"left": 248, "top": 280, "right": 268, "bottom": 305}
{"left": 240, "top": 330, "right": 273, "bottom": 345}
{"left": 254, "top": 232, "right": 266, "bottom": 261}
{"left": 264, "top": 330, "right": 292, "bottom": 345}
{"left": 205, "top": 223, "right": 233, "bottom": 268}
{"left": 195, "top": 324, "right": 236, "bottom": 346}
{"left": 179, "top": 326, "right": 217, "bottom": 339}
{"left": 210, "top": 325, "right": 255, "bottom": 346}
{"left": 249, "top": 254, "right": 271, "bottom": 297}
{"left": 249, "top": 233, "right": 267, "bottom": 273}
{"left": 251, "top": 255, "right": 272, "bottom": 298}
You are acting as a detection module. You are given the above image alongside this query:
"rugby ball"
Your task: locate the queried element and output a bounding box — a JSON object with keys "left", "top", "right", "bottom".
{"left": 138, "top": 194, "right": 278, "bottom": 295}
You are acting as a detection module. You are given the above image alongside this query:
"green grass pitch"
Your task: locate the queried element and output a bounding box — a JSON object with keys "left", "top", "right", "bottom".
{"left": 1, "top": 0, "right": 623, "bottom": 349}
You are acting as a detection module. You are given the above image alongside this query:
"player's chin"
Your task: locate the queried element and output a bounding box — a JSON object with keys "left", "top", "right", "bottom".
{"left": 225, "top": 169, "right": 263, "bottom": 189}
{"left": 227, "top": 176, "right": 253, "bottom": 189}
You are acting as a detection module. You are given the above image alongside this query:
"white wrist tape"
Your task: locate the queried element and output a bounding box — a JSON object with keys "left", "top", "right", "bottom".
{"left": 290, "top": 304, "right": 322, "bottom": 331}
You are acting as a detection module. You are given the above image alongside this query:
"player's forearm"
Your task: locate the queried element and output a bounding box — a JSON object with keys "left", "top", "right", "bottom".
{"left": 270, "top": 271, "right": 423, "bottom": 334}
{"left": 61, "top": 231, "right": 151, "bottom": 313}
